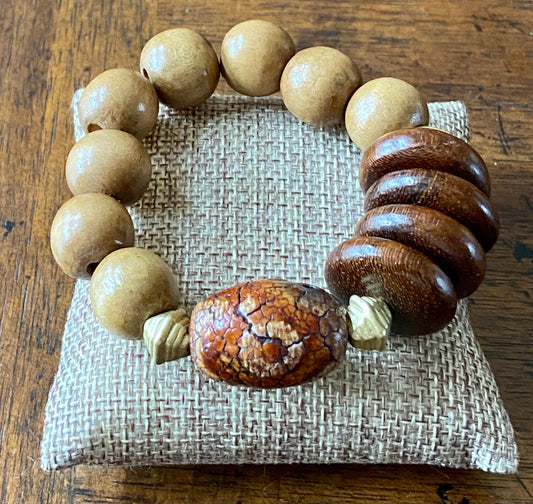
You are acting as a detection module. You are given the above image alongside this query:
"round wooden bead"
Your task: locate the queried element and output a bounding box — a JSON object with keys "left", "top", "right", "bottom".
{"left": 355, "top": 204, "right": 486, "bottom": 299}
{"left": 325, "top": 236, "right": 457, "bottom": 335}
{"left": 345, "top": 77, "right": 429, "bottom": 151}
{"left": 364, "top": 169, "right": 499, "bottom": 252}
{"left": 50, "top": 193, "right": 135, "bottom": 279}
{"left": 280, "top": 46, "right": 362, "bottom": 126}
{"left": 90, "top": 247, "right": 180, "bottom": 340}
{"left": 140, "top": 28, "right": 220, "bottom": 109}
{"left": 77, "top": 68, "right": 159, "bottom": 140}
{"left": 189, "top": 279, "right": 348, "bottom": 388}
{"left": 221, "top": 20, "right": 295, "bottom": 96}
{"left": 66, "top": 129, "right": 152, "bottom": 206}
{"left": 360, "top": 127, "right": 491, "bottom": 195}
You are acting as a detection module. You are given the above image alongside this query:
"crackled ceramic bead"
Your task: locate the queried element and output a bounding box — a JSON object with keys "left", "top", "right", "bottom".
{"left": 50, "top": 193, "right": 135, "bottom": 279}
{"left": 140, "top": 28, "right": 220, "bottom": 109}
{"left": 280, "top": 46, "right": 362, "bottom": 126}
{"left": 189, "top": 278, "right": 348, "bottom": 388}
{"left": 221, "top": 20, "right": 296, "bottom": 96}
{"left": 345, "top": 77, "right": 428, "bottom": 150}
{"left": 90, "top": 247, "right": 180, "bottom": 340}
{"left": 77, "top": 68, "right": 159, "bottom": 139}
{"left": 66, "top": 129, "right": 152, "bottom": 206}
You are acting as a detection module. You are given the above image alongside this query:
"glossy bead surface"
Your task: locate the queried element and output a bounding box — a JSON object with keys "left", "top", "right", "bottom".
{"left": 66, "top": 129, "right": 152, "bottom": 206}
{"left": 360, "top": 127, "right": 491, "bottom": 195}
{"left": 345, "top": 77, "right": 429, "bottom": 151}
{"left": 189, "top": 279, "right": 348, "bottom": 388}
{"left": 221, "top": 20, "right": 295, "bottom": 96}
{"left": 364, "top": 169, "right": 499, "bottom": 252}
{"left": 355, "top": 204, "right": 486, "bottom": 298}
{"left": 50, "top": 193, "right": 135, "bottom": 279}
{"left": 280, "top": 46, "right": 362, "bottom": 126}
{"left": 140, "top": 28, "right": 219, "bottom": 109}
{"left": 90, "top": 247, "right": 180, "bottom": 340}
{"left": 78, "top": 68, "right": 159, "bottom": 139}
{"left": 325, "top": 236, "right": 457, "bottom": 335}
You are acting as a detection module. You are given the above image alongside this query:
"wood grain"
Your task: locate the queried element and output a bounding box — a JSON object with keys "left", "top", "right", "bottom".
{"left": 0, "top": 0, "right": 532, "bottom": 502}
{"left": 363, "top": 169, "right": 500, "bottom": 252}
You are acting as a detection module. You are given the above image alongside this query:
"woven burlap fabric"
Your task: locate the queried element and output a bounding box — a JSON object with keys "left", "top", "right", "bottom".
{"left": 41, "top": 93, "right": 518, "bottom": 472}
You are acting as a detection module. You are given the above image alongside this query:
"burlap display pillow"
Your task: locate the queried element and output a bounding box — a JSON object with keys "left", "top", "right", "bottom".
{"left": 41, "top": 93, "right": 518, "bottom": 472}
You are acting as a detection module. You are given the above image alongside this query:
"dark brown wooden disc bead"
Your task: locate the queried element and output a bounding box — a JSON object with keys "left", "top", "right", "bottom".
{"left": 359, "top": 127, "right": 491, "bottom": 196}
{"left": 354, "top": 204, "right": 486, "bottom": 298}
{"left": 324, "top": 236, "right": 457, "bottom": 335}
{"left": 364, "top": 169, "right": 499, "bottom": 252}
{"left": 189, "top": 279, "right": 348, "bottom": 388}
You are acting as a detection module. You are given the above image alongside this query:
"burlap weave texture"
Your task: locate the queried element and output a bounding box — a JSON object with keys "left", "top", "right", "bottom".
{"left": 41, "top": 94, "right": 518, "bottom": 472}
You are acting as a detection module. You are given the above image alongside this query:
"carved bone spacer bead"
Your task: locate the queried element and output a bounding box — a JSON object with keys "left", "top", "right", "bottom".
{"left": 189, "top": 279, "right": 348, "bottom": 388}
{"left": 143, "top": 309, "right": 191, "bottom": 364}
{"left": 345, "top": 295, "right": 391, "bottom": 351}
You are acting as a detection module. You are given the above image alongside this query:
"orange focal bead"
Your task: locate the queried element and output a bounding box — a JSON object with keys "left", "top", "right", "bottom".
{"left": 189, "top": 279, "right": 348, "bottom": 388}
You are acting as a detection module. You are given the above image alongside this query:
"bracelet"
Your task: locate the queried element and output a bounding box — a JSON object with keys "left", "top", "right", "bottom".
{"left": 50, "top": 20, "right": 498, "bottom": 389}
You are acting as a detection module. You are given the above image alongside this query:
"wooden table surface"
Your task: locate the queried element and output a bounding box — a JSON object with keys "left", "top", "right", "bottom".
{"left": 1, "top": 0, "right": 532, "bottom": 502}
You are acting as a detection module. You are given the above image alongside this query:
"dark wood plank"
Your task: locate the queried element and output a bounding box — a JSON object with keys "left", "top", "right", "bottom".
{"left": 0, "top": 0, "right": 532, "bottom": 502}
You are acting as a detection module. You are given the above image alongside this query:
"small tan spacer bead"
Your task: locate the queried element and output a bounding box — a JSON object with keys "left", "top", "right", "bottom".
{"left": 345, "top": 295, "right": 391, "bottom": 351}
{"left": 143, "top": 309, "right": 191, "bottom": 364}
{"left": 77, "top": 68, "right": 159, "bottom": 140}
{"left": 50, "top": 193, "right": 135, "bottom": 279}
{"left": 345, "top": 77, "right": 429, "bottom": 151}
{"left": 90, "top": 247, "right": 180, "bottom": 340}
{"left": 66, "top": 129, "right": 152, "bottom": 206}
{"left": 221, "top": 20, "right": 296, "bottom": 97}
{"left": 280, "top": 46, "right": 362, "bottom": 126}
{"left": 140, "top": 28, "right": 220, "bottom": 109}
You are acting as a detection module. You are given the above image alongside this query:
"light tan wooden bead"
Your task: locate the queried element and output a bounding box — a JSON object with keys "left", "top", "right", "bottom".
{"left": 77, "top": 68, "right": 159, "bottom": 140}
{"left": 345, "top": 77, "right": 429, "bottom": 151}
{"left": 66, "top": 129, "right": 152, "bottom": 206}
{"left": 50, "top": 193, "right": 135, "bottom": 279}
{"left": 221, "top": 20, "right": 295, "bottom": 96}
{"left": 280, "top": 46, "right": 362, "bottom": 126}
{"left": 90, "top": 248, "right": 180, "bottom": 340}
{"left": 140, "top": 28, "right": 220, "bottom": 109}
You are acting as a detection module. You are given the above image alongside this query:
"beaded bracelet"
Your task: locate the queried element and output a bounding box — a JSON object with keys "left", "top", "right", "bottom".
{"left": 50, "top": 20, "right": 498, "bottom": 389}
